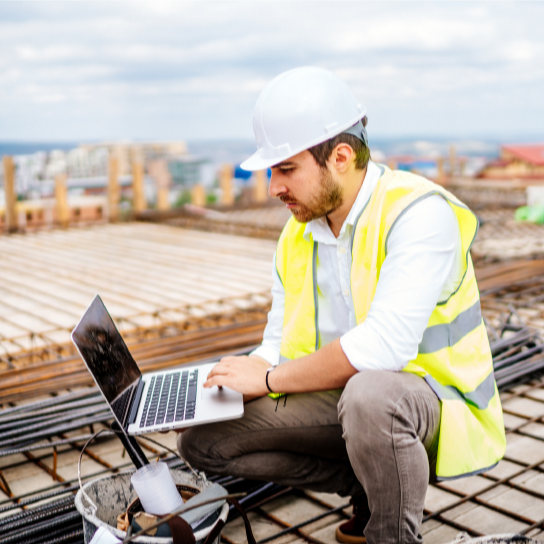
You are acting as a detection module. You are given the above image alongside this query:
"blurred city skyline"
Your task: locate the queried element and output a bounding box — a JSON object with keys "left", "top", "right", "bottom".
{"left": 1, "top": 1, "right": 543, "bottom": 143}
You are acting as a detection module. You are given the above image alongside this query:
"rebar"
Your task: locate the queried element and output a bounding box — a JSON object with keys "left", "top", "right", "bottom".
{"left": 4, "top": 259, "right": 544, "bottom": 542}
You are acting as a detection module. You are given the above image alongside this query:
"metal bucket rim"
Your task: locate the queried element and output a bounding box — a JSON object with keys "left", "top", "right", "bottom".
{"left": 75, "top": 471, "right": 229, "bottom": 543}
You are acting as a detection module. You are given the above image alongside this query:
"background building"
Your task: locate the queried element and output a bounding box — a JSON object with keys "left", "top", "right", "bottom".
{"left": 477, "top": 144, "right": 544, "bottom": 180}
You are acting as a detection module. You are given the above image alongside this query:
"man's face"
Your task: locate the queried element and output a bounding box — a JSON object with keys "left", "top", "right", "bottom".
{"left": 269, "top": 150, "right": 344, "bottom": 223}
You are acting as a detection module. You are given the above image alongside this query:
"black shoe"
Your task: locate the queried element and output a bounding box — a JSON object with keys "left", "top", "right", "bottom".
{"left": 335, "top": 496, "right": 371, "bottom": 544}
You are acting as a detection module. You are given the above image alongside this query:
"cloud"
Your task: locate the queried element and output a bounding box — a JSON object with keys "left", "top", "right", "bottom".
{"left": 0, "top": 1, "right": 543, "bottom": 141}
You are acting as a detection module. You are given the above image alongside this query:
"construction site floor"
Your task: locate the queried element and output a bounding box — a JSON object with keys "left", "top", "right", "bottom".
{"left": 0, "top": 222, "right": 276, "bottom": 354}
{"left": 2, "top": 380, "right": 544, "bottom": 543}
{"left": 3, "top": 218, "right": 544, "bottom": 542}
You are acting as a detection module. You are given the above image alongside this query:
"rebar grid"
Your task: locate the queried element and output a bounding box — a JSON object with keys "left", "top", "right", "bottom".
{"left": 482, "top": 278, "right": 544, "bottom": 340}
{"left": 0, "top": 291, "right": 272, "bottom": 370}
{"left": 136, "top": 201, "right": 291, "bottom": 242}
{"left": 2, "top": 252, "right": 544, "bottom": 542}
{"left": 0, "top": 222, "right": 277, "bottom": 361}
{"left": 0, "top": 308, "right": 270, "bottom": 404}
{"left": 472, "top": 221, "right": 544, "bottom": 264}
{"left": 2, "top": 383, "right": 544, "bottom": 544}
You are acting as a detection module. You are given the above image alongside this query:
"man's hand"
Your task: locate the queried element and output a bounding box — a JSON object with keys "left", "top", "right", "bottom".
{"left": 204, "top": 355, "right": 270, "bottom": 397}
{"left": 203, "top": 339, "right": 356, "bottom": 407}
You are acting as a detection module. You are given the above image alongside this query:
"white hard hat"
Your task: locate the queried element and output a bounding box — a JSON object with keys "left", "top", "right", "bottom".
{"left": 240, "top": 66, "right": 366, "bottom": 172}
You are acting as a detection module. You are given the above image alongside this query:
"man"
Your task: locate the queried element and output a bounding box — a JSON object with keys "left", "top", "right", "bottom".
{"left": 178, "top": 67, "right": 506, "bottom": 544}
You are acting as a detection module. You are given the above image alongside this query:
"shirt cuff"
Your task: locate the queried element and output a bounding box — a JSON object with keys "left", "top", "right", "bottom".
{"left": 250, "top": 345, "right": 280, "bottom": 367}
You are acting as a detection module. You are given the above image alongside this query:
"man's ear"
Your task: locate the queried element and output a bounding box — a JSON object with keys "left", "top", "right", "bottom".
{"left": 330, "top": 143, "right": 354, "bottom": 174}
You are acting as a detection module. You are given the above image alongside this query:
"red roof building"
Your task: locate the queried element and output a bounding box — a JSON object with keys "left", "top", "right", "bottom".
{"left": 502, "top": 144, "right": 544, "bottom": 166}
{"left": 478, "top": 144, "right": 544, "bottom": 180}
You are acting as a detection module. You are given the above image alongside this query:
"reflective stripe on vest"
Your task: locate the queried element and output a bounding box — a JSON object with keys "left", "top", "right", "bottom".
{"left": 419, "top": 300, "right": 482, "bottom": 354}
{"left": 424, "top": 371, "right": 496, "bottom": 410}
{"left": 275, "top": 166, "right": 506, "bottom": 479}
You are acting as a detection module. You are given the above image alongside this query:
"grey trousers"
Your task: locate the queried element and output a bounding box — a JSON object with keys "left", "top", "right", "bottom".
{"left": 177, "top": 370, "right": 441, "bottom": 544}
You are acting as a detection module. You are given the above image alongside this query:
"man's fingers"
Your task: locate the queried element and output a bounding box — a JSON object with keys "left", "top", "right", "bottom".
{"left": 204, "top": 365, "right": 228, "bottom": 387}
{"left": 204, "top": 372, "right": 232, "bottom": 388}
{"left": 207, "top": 365, "right": 230, "bottom": 381}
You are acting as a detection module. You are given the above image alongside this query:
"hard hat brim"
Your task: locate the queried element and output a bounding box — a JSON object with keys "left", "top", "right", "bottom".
{"left": 239, "top": 150, "right": 283, "bottom": 172}
{"left": 240, "top": 110, "right": 367, "bottom": 172}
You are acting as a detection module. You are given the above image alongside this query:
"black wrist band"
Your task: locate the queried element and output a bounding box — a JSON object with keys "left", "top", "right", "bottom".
{"left": 266, "top": 367, "right": 275, "bottom": 393}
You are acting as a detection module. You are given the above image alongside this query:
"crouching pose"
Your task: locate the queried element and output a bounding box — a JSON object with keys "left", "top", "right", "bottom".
{"left": 178, "top": 67, "right": 506, "bottom": 544}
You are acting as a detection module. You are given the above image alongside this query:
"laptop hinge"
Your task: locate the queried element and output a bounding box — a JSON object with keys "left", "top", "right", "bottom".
{"left": 127, "top": 378, "right": 145, "bottom": 427}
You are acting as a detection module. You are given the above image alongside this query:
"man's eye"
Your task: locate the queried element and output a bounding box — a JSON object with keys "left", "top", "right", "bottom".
{"left": 281, "top": 168, "right": 294, "bottom": 173}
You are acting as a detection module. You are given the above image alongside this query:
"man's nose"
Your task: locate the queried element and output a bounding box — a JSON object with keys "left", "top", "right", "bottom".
{"left": 268, "top": 171, "right": 287, "bottom": 198}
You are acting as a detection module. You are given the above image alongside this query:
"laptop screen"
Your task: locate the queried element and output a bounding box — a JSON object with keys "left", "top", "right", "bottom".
{"left": 72, "top": 295, "right": 141, "bottom": 422}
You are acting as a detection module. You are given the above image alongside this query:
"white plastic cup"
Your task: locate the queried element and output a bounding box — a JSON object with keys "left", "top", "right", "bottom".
{"left": 131, "top": 462, "right": 183, "bottom": 515}
{"left": 89, "top": 526, "right": 122, "bottom": 544}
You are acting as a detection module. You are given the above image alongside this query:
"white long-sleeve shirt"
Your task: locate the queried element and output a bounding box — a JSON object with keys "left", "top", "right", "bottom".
{"left": 252, "top": 161, "right": 463, "bottom": 372}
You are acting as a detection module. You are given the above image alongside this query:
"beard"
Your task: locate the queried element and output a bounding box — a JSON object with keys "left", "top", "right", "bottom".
{"left": 280, "top": 168, "right": 344, "bottom": 223}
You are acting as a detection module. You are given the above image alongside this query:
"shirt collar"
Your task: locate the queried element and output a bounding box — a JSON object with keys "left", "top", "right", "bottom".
{"left": 303, "top": 161, "right": 382, "bottom": 243}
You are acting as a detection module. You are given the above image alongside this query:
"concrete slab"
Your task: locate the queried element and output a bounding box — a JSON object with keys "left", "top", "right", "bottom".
{"left": 505, "top": 435, "right": 544, "bottom": 465}
{"left": 301, "top": 512, "right": 344, "bottom": 538}
{"left": 421, "top": 519, "right": 443, "bottom": 535}
{"left": 303, "top": 513, "right": 344, "bottom": 540}
{"left": 256, "top": 494, "right": 344, "bottom": 542}
{"left": 425, "top": 486, "right": 461, "bottom": 511}
{"left": 439, "top": 500, "right": 477, "bottom": 521}
{"left": 422, "top": 523, "right": 460, "bottom": 544}
{"left": 2, "top": 454, "right": 51, "bottom": 482}
{"left": 510, "top": 469, "right": 541, "bottom": 486}
{"left": 0, "top": 453, "right": 27, "bottom": 469}
{"left": 520, "top": 422, "right": 544, "bottom": 439}
{"left": 308, "top": 519, "right": 345, "bottom": 544}
{"left": 61, "top": 459, "right": 105, "bottom": 480}
{"left": 438, "top": 476, "right": 491, "bottom": 496}
{"left": 512, "top": 471, "right": 544, "bottom": 495}
{"left": 508, "top": 384, "right": 534, "bottom": 395}
{"left": 478, "top": 483, "right": 513, "bottom": 502}
{"left": 261, "top": 537, "right": 303, "bottom": 544}
{"left": 486, "top": 488, "right": 544, "bottom": 520}
{"left": 6, "top": 471, "right": 56, "bottom": 498}
{"left": 485, "top": 459, "right": 525, "bottom": 480}
{"left": 526, "top": 389, "right": 544, "bottom": 402}
{"left": 85, "top": 447, "right": 126, "bottom": 468}
{"left": 503, "top": 413, "right": 530, "bottom": 430}
{"left": 222, "top": 511, "right": 279, "bottom": 544}
{"left": 83, "top": 436, "right": 120, "bottom": 454}
{"left": 304, "top": 491, "right": 350, "bottom": 510}
{"left": 261, "top": 494, "right": 327, "bottom": 526}
{"left": 0, "top": 223, "right": 278, "bottom": 369}
{"left": 504, "top": 398, "right": 544, "bottom": 418}
{"left": 40, "top": 448, "right": 104, "bottom": 481}
{"left": 448, "top": 505, "right": 528, "bottom": 535}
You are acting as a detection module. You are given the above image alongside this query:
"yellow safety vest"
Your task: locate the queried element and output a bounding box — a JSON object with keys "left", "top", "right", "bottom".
{"left": 275, "top": 166, "right": 506, "bottom": 480}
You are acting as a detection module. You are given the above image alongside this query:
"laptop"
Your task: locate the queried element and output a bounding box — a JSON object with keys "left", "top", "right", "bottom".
{"left": 71, "top": 295, "right": 244, "bottom": 435}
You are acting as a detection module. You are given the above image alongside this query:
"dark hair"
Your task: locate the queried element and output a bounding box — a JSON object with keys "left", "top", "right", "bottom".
{"left": 308, "top": 127, "right": 370, "bottom": 171}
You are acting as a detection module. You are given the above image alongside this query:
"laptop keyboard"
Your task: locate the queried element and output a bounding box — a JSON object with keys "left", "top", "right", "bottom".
{"left": 140, "top": 369, "right": 199, "bottom": 428}
{"left": 112, "top": 386, "right": 133, "bottom": 424}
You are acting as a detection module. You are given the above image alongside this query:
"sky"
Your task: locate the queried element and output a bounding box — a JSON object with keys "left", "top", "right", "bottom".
{"left": 0, "top": 1, "right": 543, "bottom": 143}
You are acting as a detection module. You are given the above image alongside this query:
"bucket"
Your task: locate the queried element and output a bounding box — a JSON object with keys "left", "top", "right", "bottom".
{"left": 75, "top": 469, "right": 229, "bottom": 544}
